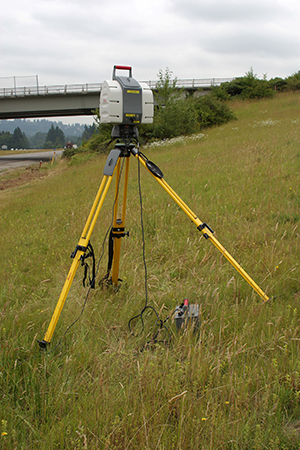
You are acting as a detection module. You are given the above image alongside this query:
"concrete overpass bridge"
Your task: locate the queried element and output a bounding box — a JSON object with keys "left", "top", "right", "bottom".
{"left": 0, "top": 78, "right": 233, "bottom": 120}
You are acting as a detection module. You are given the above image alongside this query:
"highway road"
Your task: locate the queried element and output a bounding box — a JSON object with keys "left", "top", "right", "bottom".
{"left": 0, "top": 150, "right": 63, "bottom": 171}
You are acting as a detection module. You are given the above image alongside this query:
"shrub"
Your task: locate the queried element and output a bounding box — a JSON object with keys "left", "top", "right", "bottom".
{"left": 152, "top": 97, "right": 199, "bottom": 139}
{"left": 269, "top": 77, "right": 288, "bottom": 92}
{"left": 155, "top": 67, "right": 179, "bottom": 106}
{"left": 213, "top": 68, "right": 274, "bottom": 100}
{"left": 194, "top": 95, "right": 236, "bottom": 128}
{"left": 286, "top": 71, "right": 300, "bottom": 91}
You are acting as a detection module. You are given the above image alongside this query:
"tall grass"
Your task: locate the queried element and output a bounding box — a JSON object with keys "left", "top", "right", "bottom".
{"left": 1, "top": 92, "right": 300, "bottom": 449}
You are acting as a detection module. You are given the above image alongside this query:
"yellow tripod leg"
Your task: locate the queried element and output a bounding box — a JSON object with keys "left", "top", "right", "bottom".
{"left": 133, "top": 151, "right": 269, "bottom": 303}
{"left": 39, "top": 174, "right": 114, "bottom": 348}
{"left": 111, "top": 156, "right": 130, "bottom": 286}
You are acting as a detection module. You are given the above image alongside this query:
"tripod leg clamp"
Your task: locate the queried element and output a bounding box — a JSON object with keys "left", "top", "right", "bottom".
{"left": 197, "top": 222, "right": 214, "bottom": 239}
{"left": 111, "top": 226, "right": 129, "bottom": 239}
{"left": 70, "top": 244, "right": 87, "bottom": 258}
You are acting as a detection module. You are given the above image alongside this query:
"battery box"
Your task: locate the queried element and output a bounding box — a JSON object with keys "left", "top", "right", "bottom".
{"left": 174, "top": 304, "right": 200, "bottom": 331}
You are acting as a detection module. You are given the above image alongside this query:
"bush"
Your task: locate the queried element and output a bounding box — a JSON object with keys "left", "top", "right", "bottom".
{"left": 194, "top": 96, "right": 236, "bottom": 128}
{"left": 142, "top": 68, "right": 236, "bottom": 140}
{"left": 286, "top": 71, "right": 300, "bottom": 91}
{"left": 143, "top": 68, "right": 198, "bottom": 140}
{"left": 269, "top": 77, "right": 288, "bottom": 92}
{"left": 139, "top": 95, "right": 235, "bottom": 141}
{"left": 151, "top": 97, "right": 199, "bottom": 139}
{"left": 214, "top": 70, "right": 300, "bottom": 98}
{"left": 213, "top": 68, "right": 274, "bottom": 100}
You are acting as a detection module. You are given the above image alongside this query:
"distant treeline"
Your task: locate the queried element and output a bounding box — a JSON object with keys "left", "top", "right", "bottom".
{"left": 0, "top": 118, "right": 87, "bottom": 137}
{"left": 0, "top": 127, "right": 29, "bottom": 150}
{"left": 0, "top": 124, "right": 95, "bottom": 150}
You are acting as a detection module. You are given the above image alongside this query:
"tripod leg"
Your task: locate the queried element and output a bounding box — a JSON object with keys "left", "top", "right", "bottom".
{"left": 133, "top": 150, "right": 269, "bottom": 303}
{"left": 111, "top": 156, "right": 130, "bottom": 286}
{"left": 39, "top": 173, "right": 115, "bottom": 348}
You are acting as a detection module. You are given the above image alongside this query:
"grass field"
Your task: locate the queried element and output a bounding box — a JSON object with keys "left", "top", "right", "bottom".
{"left": 1, "top": 92, "right": 300, "bottom": 449}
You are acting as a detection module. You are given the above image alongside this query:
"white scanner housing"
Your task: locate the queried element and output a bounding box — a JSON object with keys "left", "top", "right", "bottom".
{"left": 100, "top": 66, "right": 154, "bottom": 125}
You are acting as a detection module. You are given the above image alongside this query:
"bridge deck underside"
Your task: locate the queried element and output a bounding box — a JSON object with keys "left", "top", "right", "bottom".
{"left": 0, "top": 92, "right": 100, "bottom": 119}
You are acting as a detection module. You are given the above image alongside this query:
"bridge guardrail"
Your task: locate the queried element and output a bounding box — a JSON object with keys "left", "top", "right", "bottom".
{"left": 0, "top": 78, "right": 233, "bottom": 98}
{"left": 144, "top": 78, "right": 233, "bottom": 89}
{"left": 0, "top": 83, "right": 103, "bottom": 98}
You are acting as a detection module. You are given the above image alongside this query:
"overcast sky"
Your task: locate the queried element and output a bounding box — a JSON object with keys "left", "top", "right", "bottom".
{"left": 1, "top": 0, "right": 300, "bottom": 123}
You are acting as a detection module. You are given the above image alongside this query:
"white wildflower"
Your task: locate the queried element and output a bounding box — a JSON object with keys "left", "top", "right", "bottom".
{"left": 251, "top": 118, "right": 280, "bottom": 128}
{"left": 143, "top": 133, "right": 205, "bottom": 149}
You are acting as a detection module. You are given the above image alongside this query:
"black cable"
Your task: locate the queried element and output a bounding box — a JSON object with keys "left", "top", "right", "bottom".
{"left": 128, "top": 145, "right": 173, "bottom": 347}
{"left": 81, "top": 242, "right": 96, "bottom": 288}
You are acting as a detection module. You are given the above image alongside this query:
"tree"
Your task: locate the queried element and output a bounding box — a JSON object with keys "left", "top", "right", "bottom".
{"left": 55, "top": 127, "right": 65, "bottom": 146}
{"left": 286, "top": 71, "right": 300, "bottom": 91}
{"left": 152, "top": 68, "right": 198, "bottom": 139}
{"left": 0, "top": 131, "right": 13, "bottom": 149}
{"left": 44, "top": 124, "right": 65, "bottom": 148}
{"left": 81, "top": 124, "right": 96, "bottom": 141}
{"left": 29, "top": 132, "right": 47, "bottom": 149}
{"left": 12, "top": 127, "right": 29, "bottom": 149}
{"left": 155, "top": 67, "right": 179, "bottom": 106}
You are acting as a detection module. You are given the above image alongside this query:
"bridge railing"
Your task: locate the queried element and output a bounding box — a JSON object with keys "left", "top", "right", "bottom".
{"left": 144, "top": 78, "right": 234, "bottom": 89}
{"left": 0, "top": 78, "right": 234, "bottom": 98}
{"left": 0, "top": 83, "right": 103, "bottom": 98}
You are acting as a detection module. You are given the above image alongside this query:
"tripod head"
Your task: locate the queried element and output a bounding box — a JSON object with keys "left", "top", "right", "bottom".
{"left": 111, "top": 124, "right": 139, "bottom": 142}
{"left": 110, "top": 124, "right": 139, "bottom": 156}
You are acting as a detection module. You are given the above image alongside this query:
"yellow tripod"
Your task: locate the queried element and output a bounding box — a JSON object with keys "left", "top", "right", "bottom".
{"left": 38, "top": 126, "right": 269, "bottom": 348}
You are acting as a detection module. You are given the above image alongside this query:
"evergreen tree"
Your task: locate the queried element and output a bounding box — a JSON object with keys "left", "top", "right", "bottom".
{"left": 81, "top": 124, "right": 95, "bottom": 141}
{"left": 44, "top": 125, "right": 65, "bottom": 148}
{"left": 12, "top": 127, "right": 29, "bottom": 149}
{"left": 29, "top": 132, "right": 47, "bottom": 149}
{"left": 56, "top": 127, "right": 65, "bottom": 147}
{"left": 46, "top": 124, "right": 56, "bottom": 145}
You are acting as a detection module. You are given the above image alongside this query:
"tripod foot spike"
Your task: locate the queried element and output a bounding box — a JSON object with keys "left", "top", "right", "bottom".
{"left": 37, "top": 339, "right": 49, "bottom": 350}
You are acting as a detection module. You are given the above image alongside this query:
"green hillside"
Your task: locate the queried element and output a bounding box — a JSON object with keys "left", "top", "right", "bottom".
{"left": 1, "top": 91, "right": 300, "bottom": 449}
